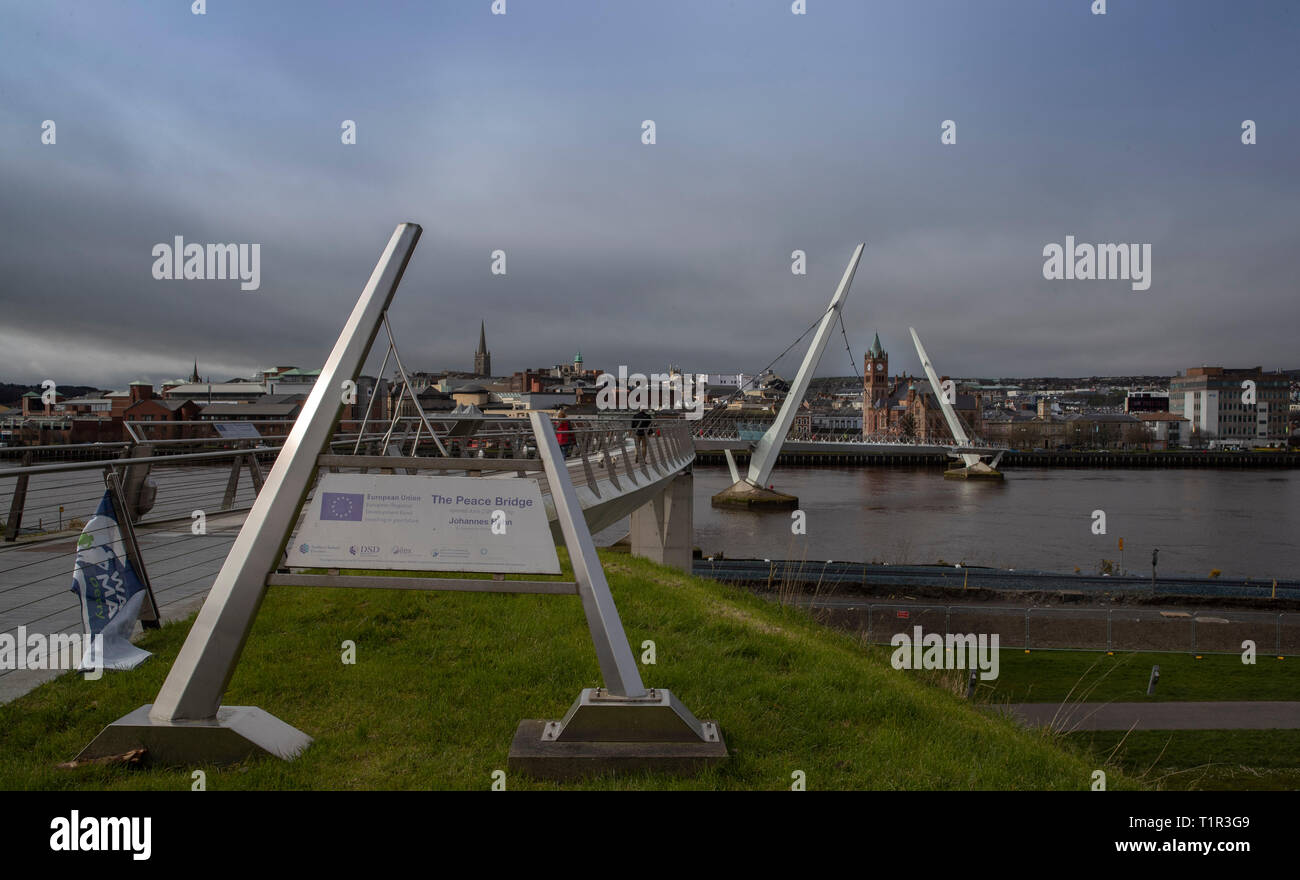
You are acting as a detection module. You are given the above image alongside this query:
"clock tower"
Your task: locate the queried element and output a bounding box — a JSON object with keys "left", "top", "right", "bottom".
{"left": 864, "top": 331, "right": 888, "bottom": 403}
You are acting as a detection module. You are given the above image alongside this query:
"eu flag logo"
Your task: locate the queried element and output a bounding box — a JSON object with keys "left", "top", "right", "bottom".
{"left": 321, "top": 492, "right": 364, "bottom": 521}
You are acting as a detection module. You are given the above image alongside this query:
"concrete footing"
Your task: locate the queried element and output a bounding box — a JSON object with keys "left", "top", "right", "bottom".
{"left": 711, "top": 480, "right": 799, "bottom": 510}
{"left": 508, "top": 721, "right": 727, "bottom": 780}
{"left": 76, "top": 704, "right": 312, "bottom": 766}
{"left": 508, "top": 687, "right": 727, "bottom": 781}
{"left": 943, "top": 462, "right": 1004, "bottom": 480}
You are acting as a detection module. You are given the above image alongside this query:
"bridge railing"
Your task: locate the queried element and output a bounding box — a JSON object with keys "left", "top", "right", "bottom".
{"left": 0, "top": 413, "right": 696, "bottom": 689}
{"left": 0, "top": 413, "right": 697, "bottom": 541}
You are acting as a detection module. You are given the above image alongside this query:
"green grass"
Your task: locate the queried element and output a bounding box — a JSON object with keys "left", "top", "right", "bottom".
{"left": 0, "top": 552, "right": 1121, "bottom": 790}
{"left": 985, "top": 650, "right": 1296, "bottom": 704}
{"left": 981, "top": 649, "right": 1299, "bottom": 790}
{"left": 1066, "top": 730, "right": 1300, "bottom": 791}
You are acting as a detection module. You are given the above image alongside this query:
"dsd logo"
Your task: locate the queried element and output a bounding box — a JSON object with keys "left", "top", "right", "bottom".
{"left": 349, "top": 545, "right": 380, "bottom": 556}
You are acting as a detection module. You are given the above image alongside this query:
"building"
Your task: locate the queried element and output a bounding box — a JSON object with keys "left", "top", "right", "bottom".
{"left": 1133, "top": 412, "right": 1189, "bottom": 449}
{"left": 1125, "top": 390, "right": 1170, "bottom": 413}
{"left": 1169, "top": 366, "right": 1288, "bottom": 446}
{"left": 1061, "top": 413, "right": 1144, "bottom": 449}
{"left": 450, "top": 383, "right": 491, "bottom": 408}
{"left": 509, "top": 353, "right": 604, "bottom": 393}
{"left": 123, "top": 382, "right": 202, "bottom": 440}
{"left": 800, "top": 411, "right": 863, "bottom": 434}
{"left": 473, "top": 321, "right": 492, "bottom": 377}
{"left": 161, "top": 382, "right": 270, "bottom": 404}
{"left": 198, "top": 394, "right": 307, "bottom": 438}
{"left": 861, "top": 333, "right": 981, "bottom": 442}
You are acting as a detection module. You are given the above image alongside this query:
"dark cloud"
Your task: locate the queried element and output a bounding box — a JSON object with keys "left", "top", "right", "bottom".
{"left": 1, "top": 1, "right": 1296, "bottom": 388}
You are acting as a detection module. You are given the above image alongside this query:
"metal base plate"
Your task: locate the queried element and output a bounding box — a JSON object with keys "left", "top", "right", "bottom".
{"left": 549, "top": 687, "right": 720, "bottom": 743}
{"left": 76, "top": 704, "right": 312, "bottom": 766}
{"left": 508, "top": 720, "right": 728, "bottom": 781}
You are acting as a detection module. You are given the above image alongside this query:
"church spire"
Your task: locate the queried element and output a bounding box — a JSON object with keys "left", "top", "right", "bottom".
{"left": 473, "top": 321, "right": 491, "bottom": 377}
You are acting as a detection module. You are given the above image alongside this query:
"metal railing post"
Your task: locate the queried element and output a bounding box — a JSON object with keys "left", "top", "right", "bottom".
{"left": 221, "top": 454, "right": 243, "bottom": 510}
{"left": 3, "top": 452, "right": 32, "bottom": 541}
{"left": 120, "top": 443, "right": 155, "bottom": 523}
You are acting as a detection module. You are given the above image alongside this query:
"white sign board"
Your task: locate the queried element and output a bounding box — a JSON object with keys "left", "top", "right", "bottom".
{"left": 287, "top": 473, "right": 559, "bottom": 574}
{"left": 213, "top": 422, "right": 262, "bottom": 439}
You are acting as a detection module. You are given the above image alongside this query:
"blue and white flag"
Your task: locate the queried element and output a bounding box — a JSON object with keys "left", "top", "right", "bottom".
{"left": 69, "top": 491, "right": 152, "bottom": 671}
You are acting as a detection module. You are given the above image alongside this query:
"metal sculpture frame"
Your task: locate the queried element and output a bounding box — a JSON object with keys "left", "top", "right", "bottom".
{"left": 77, "top": 223, "right": 721, "bottom": 776}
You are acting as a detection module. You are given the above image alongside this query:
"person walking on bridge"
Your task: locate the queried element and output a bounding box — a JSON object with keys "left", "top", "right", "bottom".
{"left": 633, "top": 408, "right": 652, "bottom": 462}
{"left": 554, "top": 406, "right": 575, "bottom": 459}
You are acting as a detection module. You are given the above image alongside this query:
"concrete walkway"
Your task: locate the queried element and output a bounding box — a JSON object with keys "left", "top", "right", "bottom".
{"left": 1001, "top": 701, "right": 1300, "bottom": 731}
{"left": 0, "top": 512, "right": 245, "bottom": 704}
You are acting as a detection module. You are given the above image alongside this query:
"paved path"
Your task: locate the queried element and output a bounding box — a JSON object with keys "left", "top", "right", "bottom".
{"left": 1001, "top": 701, "right": 1300, "bottom": 731}
{"left": 0, "top": 513, "right": 245, "bottom": 704}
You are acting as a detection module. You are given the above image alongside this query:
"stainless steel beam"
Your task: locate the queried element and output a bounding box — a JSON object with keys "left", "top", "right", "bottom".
{"left": 530, "top": 411, "right": 646, "bottom": 699}
{"left": 748, "top": 243, "right": 865, "bottom": 487}
{"left": 150, "top": 223, "right": 423, "bottom": 722}
{"left": 909, "top": 327, "right": 980, "bottom": 468}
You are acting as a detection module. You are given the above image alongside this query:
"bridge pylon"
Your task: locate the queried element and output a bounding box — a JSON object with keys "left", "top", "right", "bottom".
{"left": 908, "top": 327, "right": 1004, "bottom": 480}
{"left": 712, "top": 243, "right": 865, "bottom": 510}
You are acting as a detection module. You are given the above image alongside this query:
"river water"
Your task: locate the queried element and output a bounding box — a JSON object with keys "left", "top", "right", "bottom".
{"left": 673, "top": 466, "right": 1299, "bottom": 580}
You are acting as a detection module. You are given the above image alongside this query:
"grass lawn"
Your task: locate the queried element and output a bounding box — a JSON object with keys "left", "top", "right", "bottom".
{"left": 977, "top": 648, "right": 1298, "bottom": 790}
{"left": 0, "top": 552, "right": 1121, "bottom": 790}
{"left": 1066, "top": 730, "right": 1300, "bottom": 791}
{"left": 985, "top": 649, "right": 1296, "bottom": 704}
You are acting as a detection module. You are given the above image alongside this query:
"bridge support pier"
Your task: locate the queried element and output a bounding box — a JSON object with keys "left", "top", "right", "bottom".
{"left": 943, "top": 461, "right": 1004, "bottom": 480}
{"left": 630, "top": 470, "right": 694, "bottom": 573}
{"left": 710, "top": 479, "right": 798, "bottom": 510}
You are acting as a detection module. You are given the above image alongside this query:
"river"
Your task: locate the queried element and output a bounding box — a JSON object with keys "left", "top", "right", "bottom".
{"left": 599, "top": 466, "right": 1299, "bottom": 580}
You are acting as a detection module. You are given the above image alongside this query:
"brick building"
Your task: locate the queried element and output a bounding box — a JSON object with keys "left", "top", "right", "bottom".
{"left": 861, "top": 334, "right": 981, "bottom": 442}
{"left": 1169, "top": 366, "right": 1288, "bottom": 445}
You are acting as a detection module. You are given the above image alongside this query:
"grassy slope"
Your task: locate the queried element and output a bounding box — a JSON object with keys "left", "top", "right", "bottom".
{"left": 1, "top": 552, "right": 1125, "bottom": 791}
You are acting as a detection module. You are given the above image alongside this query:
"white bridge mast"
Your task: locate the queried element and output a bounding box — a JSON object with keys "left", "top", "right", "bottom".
{"left": 909, "top": 326, "right": 1002, "bottom": 478}
{"left": 714, "top": 244, "right": 865, "bottom": 508}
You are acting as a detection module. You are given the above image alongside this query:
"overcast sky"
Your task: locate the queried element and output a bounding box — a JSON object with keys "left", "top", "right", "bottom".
{"left": 1, "top": 0, "right": 1296, "bottom": 390}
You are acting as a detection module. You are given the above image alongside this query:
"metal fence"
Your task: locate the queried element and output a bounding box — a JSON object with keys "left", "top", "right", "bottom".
{"left": 808, "top": 602, "right": 1300, "bottom": 656}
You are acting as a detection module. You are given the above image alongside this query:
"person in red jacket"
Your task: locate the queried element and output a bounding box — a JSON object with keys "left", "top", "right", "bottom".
{"left": 553, "top": 406, "right": 574, "bottom": 459}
